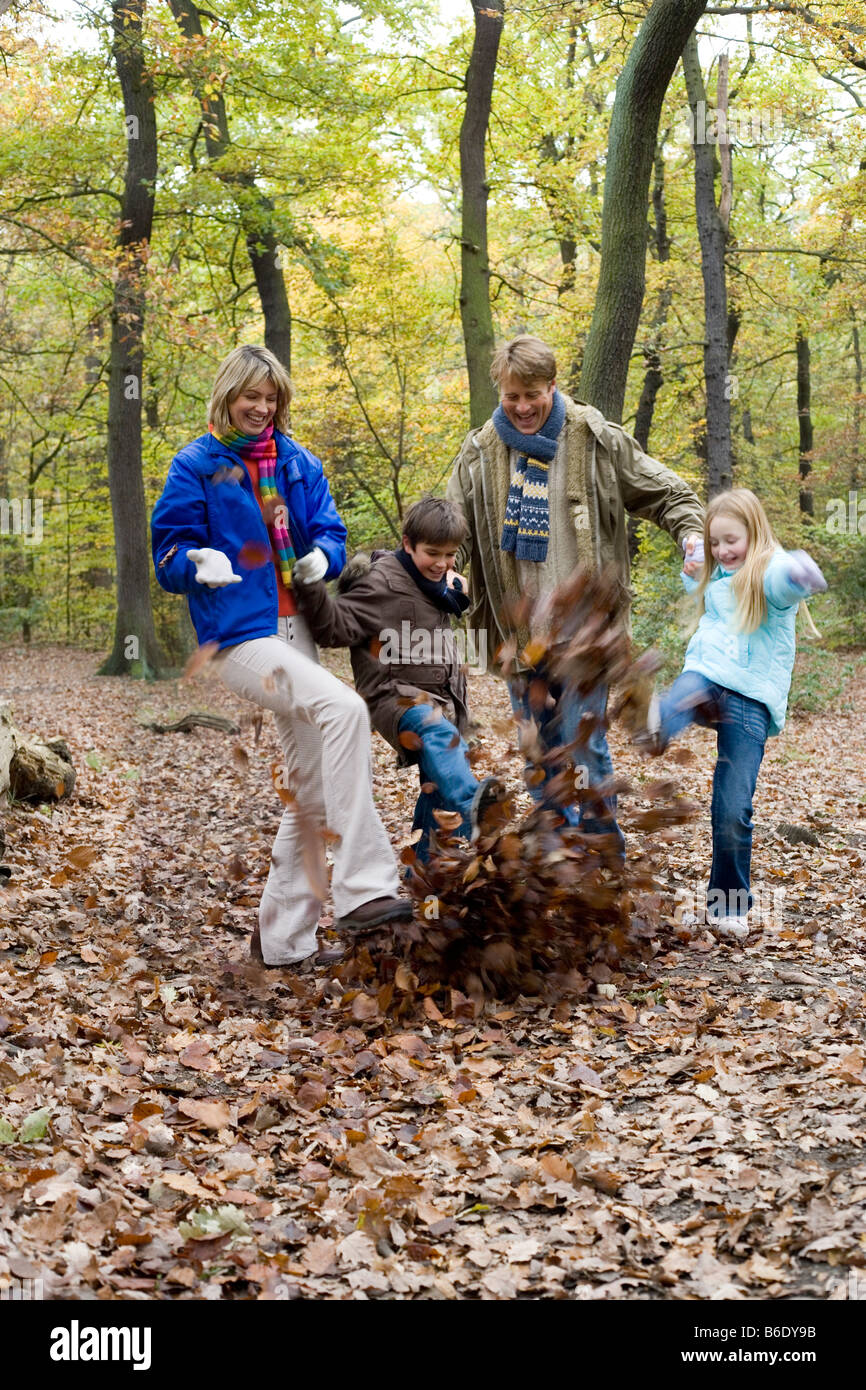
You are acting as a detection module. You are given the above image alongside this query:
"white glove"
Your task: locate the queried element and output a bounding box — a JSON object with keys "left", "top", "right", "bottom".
{"left": 682, "top": 533, "right": 704, "bottom": 574}
{"left": 787, "top": 550, "right": 827, "bottom": 595}
{"left": 187, "top": 548, "right": 242, "bottom": 588}
{"left": 292, "top": 546, "right": 329, "bottom": 585}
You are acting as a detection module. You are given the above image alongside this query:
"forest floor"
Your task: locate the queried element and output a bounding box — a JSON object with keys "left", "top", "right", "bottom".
{"left": 1, "top": 643, "right": 865, "bottom": 1302}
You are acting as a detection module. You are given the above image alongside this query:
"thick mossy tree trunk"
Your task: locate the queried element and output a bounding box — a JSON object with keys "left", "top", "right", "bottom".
{"left": 168, "top": 0, "right": 292, "bottom": 373}
{"left": 459, "top": 0, "right": 503, "bottom": 429}
{"left": 579, "top": 0, "right": 708, "bottom": 423}
{"left": 682, "top": 34, "right": 732, "bottom": 497}
{"left": 797, "top": 328, "right": 815, "bottom": 519}
{"left": 100, "top": 0, "right": 167, "bottom": 678}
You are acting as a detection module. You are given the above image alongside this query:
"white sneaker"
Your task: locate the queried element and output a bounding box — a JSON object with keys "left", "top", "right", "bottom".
{"left": 647, "top": 692, "right": 661, "bottom": 738}
{"left": 707, "top": 914, "right": 749, "bottom": 943}
{"left": 634, "top": 693, "right": 664, "bottom": 756}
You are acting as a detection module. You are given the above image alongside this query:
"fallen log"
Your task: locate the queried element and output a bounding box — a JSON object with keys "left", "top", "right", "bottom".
{"left": 0, "top": 702, "right": 76, "bottom": 802}
{"left": 140, "top": 712, "right": 239, "bottom": 735}
{"left": 9, "top": 737, "right": 76, "bottom": 801}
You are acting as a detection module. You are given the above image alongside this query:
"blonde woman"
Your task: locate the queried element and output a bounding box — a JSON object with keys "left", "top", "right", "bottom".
{"left": 641, "top": 489, "right": 826, "bottom": 941}
{"left": 151, "top": 345, "right": 410, "bottom": 968}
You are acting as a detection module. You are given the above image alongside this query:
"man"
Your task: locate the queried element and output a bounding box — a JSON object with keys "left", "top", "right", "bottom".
{"left": 447, "top": 334, "right": 704, "bottom": 856}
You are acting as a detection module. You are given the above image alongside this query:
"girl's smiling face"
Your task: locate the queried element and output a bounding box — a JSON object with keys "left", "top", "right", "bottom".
{"left": 228, "top": 380, "right": 277, "bottom": 435}
{"left": 709, "top": 513, "right": 750, "bottom": 572}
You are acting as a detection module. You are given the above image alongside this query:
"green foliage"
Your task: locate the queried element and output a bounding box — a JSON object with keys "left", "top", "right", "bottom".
{"left": 629, "top": 523, "right": 692, "bottom": 682}
{"left": 798, "top": 529, "right": 866, "bottom": 648}
{"left": 1, "top": 2, "right": 866, "bottom": 662}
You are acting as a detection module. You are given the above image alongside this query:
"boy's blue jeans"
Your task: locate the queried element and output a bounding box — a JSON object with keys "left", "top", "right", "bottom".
{"left": 397, "top": 704, "right": 479, "bottom": 862}
{"left": 508, "top": 673, "right": 626, "bottom": 859}
{"left": 658, "top": 670, "right": 770, "bottom": 918}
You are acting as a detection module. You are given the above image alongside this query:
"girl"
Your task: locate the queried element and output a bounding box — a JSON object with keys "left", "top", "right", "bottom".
{"left": 151, "top": 345, "right": 410, "bottom": 968}
{"left": 642, "top": 489, "right": 826, "bottom": 942}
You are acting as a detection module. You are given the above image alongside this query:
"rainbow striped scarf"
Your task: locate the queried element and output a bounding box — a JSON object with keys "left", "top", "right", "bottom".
{"left": 211, "top": 421, "right": 295, "bottom": 585}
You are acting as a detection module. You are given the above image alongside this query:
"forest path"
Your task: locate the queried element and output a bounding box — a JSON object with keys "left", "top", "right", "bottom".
{"left": 0, "top": 644, "right": 864, "bottom": 1300}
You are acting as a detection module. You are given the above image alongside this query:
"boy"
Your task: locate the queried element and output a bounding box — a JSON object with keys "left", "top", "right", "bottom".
{"left": 293, "top": 496, "right": 504, "bottom": 860}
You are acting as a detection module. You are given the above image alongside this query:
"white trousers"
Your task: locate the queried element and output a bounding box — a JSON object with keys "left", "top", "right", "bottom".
{"left": 215, "top": 615, "right": 401, "bottom": 964}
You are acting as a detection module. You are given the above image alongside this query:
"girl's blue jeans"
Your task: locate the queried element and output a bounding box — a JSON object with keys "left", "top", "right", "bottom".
{"left": 508, "top": 674, "right": 626, "bottom": 860}
{"left": 659, "top": 670, "right": 770, "bottom": 918}
{"left": 397, "top": 704, "right": 479, "bottom": 862}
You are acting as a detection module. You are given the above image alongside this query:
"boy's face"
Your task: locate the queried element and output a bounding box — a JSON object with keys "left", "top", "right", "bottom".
{"left": 499, "top": 371, "right": 556, "bottom": 434}
{"left": 402, "top": 537, "right": 458, "bottom": 583}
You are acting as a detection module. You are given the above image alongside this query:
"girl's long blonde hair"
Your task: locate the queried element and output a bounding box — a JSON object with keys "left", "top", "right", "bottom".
{"left": 692, "top": 489, "right": 777, "bottom": 634}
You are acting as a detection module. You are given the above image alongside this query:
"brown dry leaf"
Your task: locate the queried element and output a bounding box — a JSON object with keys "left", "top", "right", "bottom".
{"left": 345, "top": 1141, "right": 407, "bottom": 1178}
{"left": 178, "top": 1098, "right": 233, "bottom": 1130}
{"left": 179, "top": 1038, "right": 219, "bottom": 1072}
{"left": 295, "top": 1080, "right": 328, "bottom": 1111}
{"left": 271, "top": 762, "right": 296, "bottom": 807}
{"left": 567, "top": 1061, "right": 604, "bottom": 1089}
{"left": 66, "top": 845, "right": 98, "bottom": 871}
{"left": 351, "top": 993, "right": 381, "bottom": 1022}
{"left": 303, "top": 1237, "right": 337, "bottom": 1275}
{"left": 394, "top": 963, "right": 419, "bottom": 991}
{"left": 538, "top": 1152, "right": 576, "bottom": 1184}
{"left": 182, "top": 641, "right": 220, "bottom": 680}
{"left": 238, "top": 541, "right": 270, "bottom": 568}
{"left": 231, "top": 744, "right": 250, "bottom": 774}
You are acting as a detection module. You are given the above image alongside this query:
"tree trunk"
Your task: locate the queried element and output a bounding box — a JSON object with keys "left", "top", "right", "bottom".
{"left": 631, "top": 147, "right": 673, "bottom": 563}
{"left": 459, "top": 0, "right": 503, "bottom": 429}
{"left": 100, "top": 0, "right": 167, "bottom": 677}
{"left": 168, "top": 0, "right": 292, "bottom": 373}
{"left": 796, "top": 329, "right": 814, "bottom": 519}
{"left": 579, "top": 0, "right": 708, "bottom": 422}
{"left": 851, "top": 306, "right": 861, "bottom": 489}
{"left": 633, "top": 146, "right": 673, "bottom": 452}
{"left": 682, "top": 33, "right": 732, "bottom": 497}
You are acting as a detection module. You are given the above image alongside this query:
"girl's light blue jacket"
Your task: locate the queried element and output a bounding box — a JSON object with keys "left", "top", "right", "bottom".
{"left": 681, "top": 549, "right": 811, "bottom": 736}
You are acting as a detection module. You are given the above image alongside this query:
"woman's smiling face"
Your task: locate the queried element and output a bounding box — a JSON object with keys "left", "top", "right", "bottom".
{"left": 228, "top": 379, "right": 277, "bottom": 435}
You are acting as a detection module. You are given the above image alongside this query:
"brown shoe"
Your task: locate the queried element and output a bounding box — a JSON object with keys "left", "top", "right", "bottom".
{"left": 250, "top": 925, "right": 344, "bottom": 969}
{"left": 335, "top": 895, "right": 413, "bottom": 936}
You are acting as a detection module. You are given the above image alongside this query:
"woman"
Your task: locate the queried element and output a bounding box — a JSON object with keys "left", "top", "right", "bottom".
{"left": 151, "top": 345, "right": 410, "bottom": 967}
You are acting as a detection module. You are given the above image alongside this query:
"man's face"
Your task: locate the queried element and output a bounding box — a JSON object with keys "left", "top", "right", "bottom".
{"left": 499, "top": 372, "right": 556, "bottom": 434}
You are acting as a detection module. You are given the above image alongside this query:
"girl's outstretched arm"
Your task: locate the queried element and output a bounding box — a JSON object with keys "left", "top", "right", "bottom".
{"left": 764, "top": 550, "right": 827, "bottom": 608}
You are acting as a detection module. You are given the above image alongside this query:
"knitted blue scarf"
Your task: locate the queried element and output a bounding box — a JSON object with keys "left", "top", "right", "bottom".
{"left": 494, "top": 388, "right": 566, "bottom": 563}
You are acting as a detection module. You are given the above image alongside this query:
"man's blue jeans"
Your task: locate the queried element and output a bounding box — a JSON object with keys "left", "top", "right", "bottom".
{"left": 508, "top": 673, "right": 626, "bottom": 858}
{"left": 658, "top": 670, "right": 770, "bottom": 918}
{"left": 397, "top": 704, "right": 479, "bottom": 862}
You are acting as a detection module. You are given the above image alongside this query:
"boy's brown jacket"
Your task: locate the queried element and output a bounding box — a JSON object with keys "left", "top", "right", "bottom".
{"left": 293, "top": 551, "right": 469, "bottom": 761}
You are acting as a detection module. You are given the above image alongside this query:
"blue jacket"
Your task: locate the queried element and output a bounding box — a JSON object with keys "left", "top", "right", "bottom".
{"left": 682, "top": 549, "right": 811, "bottom": 736}
{"left": 151, "top": 429, "right": 347, "bottom": 649}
